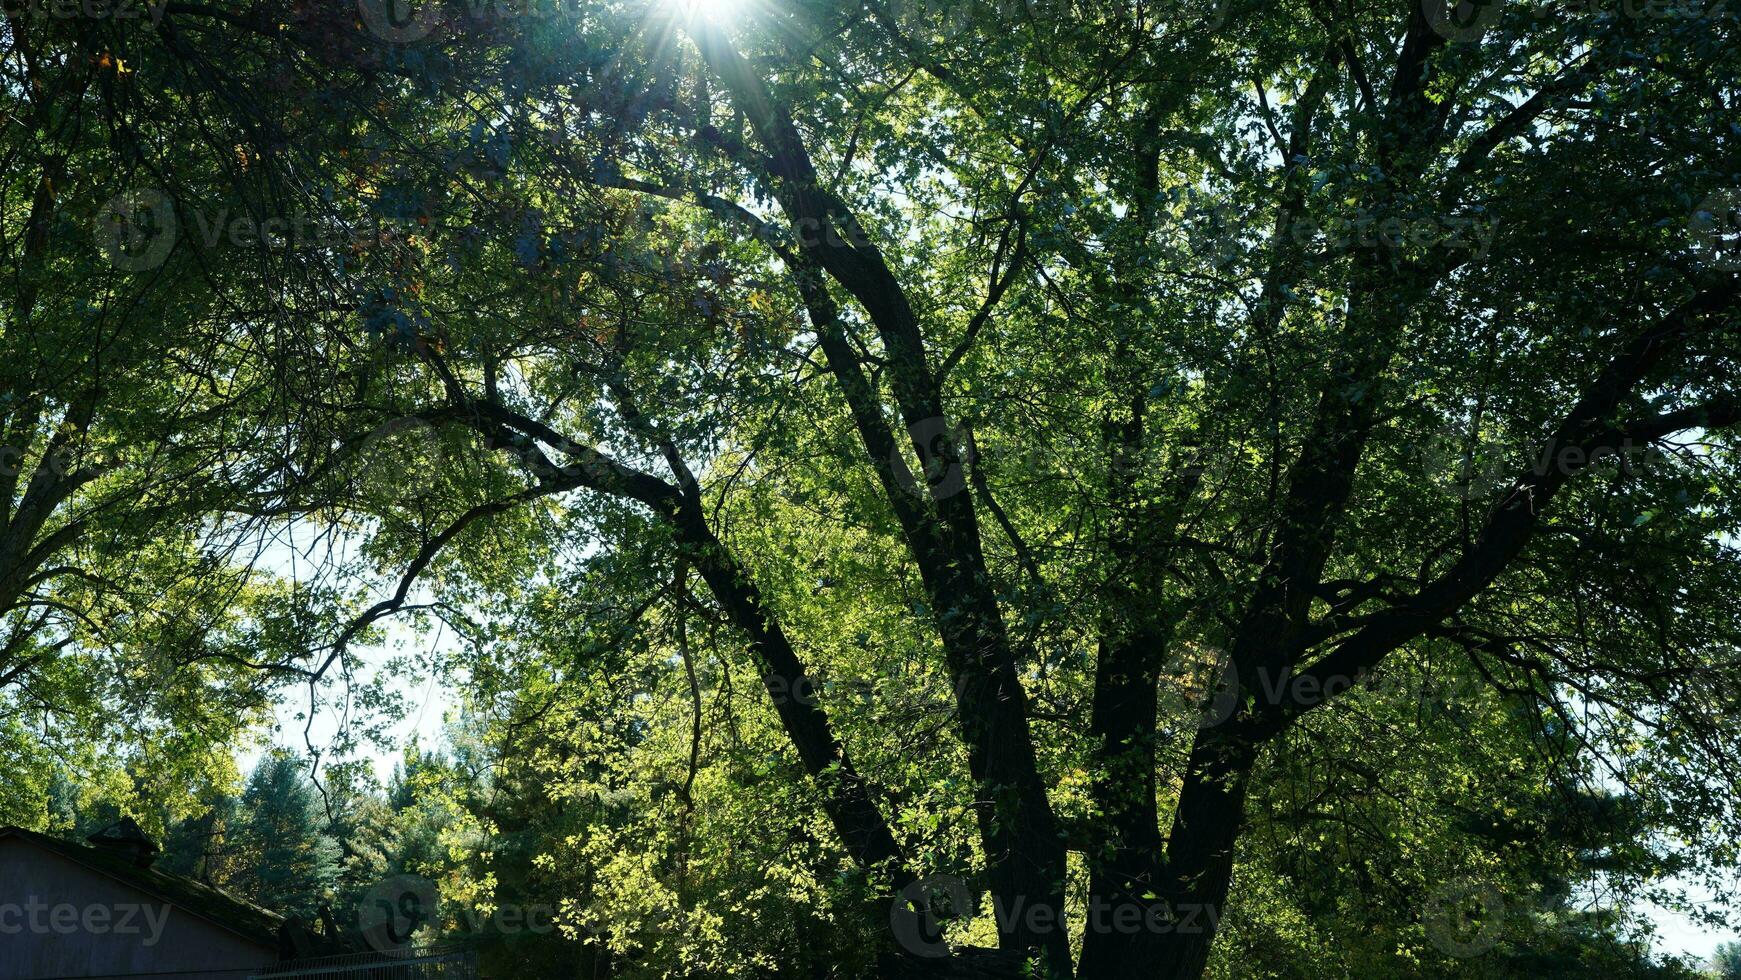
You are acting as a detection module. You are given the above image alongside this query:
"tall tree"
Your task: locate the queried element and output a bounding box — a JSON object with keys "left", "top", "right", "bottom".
{"left": 20, "top": 0, "right": 1741, "bottom": 976}
{"left": 232, "top": 752, "right": 342, "bottom": 918}
{"left": 1716, "top": 941, "right": 1741, "bottom": 980}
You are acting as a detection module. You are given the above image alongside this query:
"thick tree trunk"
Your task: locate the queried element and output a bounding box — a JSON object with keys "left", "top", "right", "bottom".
{"left": 1077, "top": 631, "right": 1168, "bottom": 979}
{"left": 1075, "top": 725, "right": 1257, "bottom": 980}
{"left": 1148, "top": 728, "right": 1257, "bottom": 979}
{"left": 792, "top": 269, "right": 1071, "bottom": 973}
{"left": 918, "top": 553, "right": 1069, "bottom": 974}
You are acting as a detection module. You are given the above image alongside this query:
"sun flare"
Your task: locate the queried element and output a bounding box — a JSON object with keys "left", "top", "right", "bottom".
{"left": 671, "top": 0, "right": 744, "bottom": 23}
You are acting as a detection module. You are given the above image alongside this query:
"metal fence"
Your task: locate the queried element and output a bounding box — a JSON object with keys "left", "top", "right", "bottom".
{"left": 248, "top": 947, "right": 477, "bottom": 980}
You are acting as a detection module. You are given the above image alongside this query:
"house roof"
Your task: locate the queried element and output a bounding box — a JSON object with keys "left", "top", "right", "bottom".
{"left": 85, "top": 816, "right": 160, "bottom": 859}
{"left": 0, "top": 824, "right": 284, "bottom": 949}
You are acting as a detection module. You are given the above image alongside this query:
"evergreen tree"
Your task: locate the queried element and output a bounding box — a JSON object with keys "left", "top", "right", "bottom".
{"left": 159, "top": 791, "right": 242, "bottom": 887}
{"left": 321, "top": 762, "right": 398, "bottom": 918}
{"left": 231, "top": 752, "right": 341, "bottom": 918}
{"left": 1714, "top": 941, "right": 1741, "bottom": 980}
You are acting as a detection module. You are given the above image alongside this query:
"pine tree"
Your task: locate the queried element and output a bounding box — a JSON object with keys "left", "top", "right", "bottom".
{"left": 232, "top": 752, "right": 341, "bottom": 918}
{"left": 1713, "top": 942, "right": 1741, "bottom": 980}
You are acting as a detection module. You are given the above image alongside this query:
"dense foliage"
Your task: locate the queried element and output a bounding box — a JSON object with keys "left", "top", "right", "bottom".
{"left": 5, "top": 0, "right": 1741, "bottom": 976}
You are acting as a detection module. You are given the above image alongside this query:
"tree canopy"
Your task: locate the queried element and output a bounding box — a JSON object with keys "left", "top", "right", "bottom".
{"left": 4, "top": 0, "right": 1741, "bottom": 977}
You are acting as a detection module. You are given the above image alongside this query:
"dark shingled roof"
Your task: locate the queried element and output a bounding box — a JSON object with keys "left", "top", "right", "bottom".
{"left": 0, "top": 824, "right": 284, "bottom": 949}
{"left": 86, "top": 816, "right": 159, "bottom": 861}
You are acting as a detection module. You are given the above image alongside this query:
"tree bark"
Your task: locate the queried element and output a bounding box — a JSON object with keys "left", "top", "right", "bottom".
{"left": 685, "top": 24, "right": 1070, "bottom": 971}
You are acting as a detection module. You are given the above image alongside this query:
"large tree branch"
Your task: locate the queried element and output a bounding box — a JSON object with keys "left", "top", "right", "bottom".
{"left": 683, "top": 19, "right": 1069, "bottom": 967}
{"left": 443, "top": 390, "right": 920, "bottom": 893}
{"left": 1273, "top": 282, "right": 1740, "bottom": 724}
